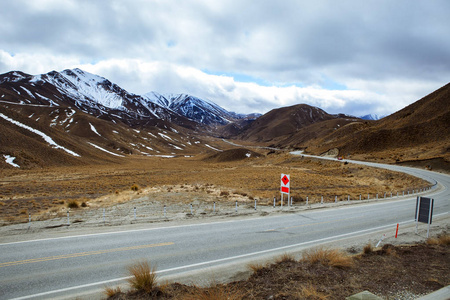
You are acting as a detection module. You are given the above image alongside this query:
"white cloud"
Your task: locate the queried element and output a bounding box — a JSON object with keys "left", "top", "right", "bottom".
{"left": 1, "top": 0, "right": 449, "bottom": 117}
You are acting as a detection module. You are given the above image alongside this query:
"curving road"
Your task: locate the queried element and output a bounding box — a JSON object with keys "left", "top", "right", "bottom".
{"left": 0, "top": 155, "right": 449, "bottom": 299}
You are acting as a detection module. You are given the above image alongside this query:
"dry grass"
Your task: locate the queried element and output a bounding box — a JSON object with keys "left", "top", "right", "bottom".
{"left": 0, "top": 153, "right": 429, "bottom": 224}
{"left": 298, "top": 283, "right": 330, "bottom": 300}
{"left": 247, "top": 262, "right": 265, "bottom": 273}
{"left": 427, "top": 234, "right": 450, "bottom": 246}
{"left": 127, "top": 260, "right": 158, "bottom": 294}
{"left": 180, "top": 284, "right": 245, "bottom": 300}
{"left": 302, "top": 247, "right": 354, "bottom": 268}
{"left": 275, "top": 253, "right": 296, "bottom": 263}
{"left": 103, "top": 286, "right": 122, "bottom": 297}
{"left": 363, "top": 243, "right": 374, "bottom": 254}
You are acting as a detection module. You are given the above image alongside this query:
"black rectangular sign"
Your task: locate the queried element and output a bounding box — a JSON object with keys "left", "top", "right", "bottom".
{"left": 415, "top": 197, "right": 434, "bottom": 224}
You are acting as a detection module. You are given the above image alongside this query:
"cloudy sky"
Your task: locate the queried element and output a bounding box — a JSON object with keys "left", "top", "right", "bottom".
{"left": 1, "top": 0, "right": 449, "bottom": 116}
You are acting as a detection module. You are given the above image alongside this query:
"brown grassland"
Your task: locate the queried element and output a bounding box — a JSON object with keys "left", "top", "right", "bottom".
{"left": 0, "top": 151, "right": 429, "bottom": 224}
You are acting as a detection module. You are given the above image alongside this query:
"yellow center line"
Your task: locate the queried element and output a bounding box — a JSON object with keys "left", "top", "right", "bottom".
{"left": 0, "top": 242, "right": 174, "bottom": 268}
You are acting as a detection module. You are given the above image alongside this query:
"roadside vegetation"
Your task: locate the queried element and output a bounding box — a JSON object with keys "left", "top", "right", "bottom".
{"left": 0, "top": 152, "right": 428, "bottom": 225}
{"left": 104, "top": 234, "right": 449, "bottom": 299}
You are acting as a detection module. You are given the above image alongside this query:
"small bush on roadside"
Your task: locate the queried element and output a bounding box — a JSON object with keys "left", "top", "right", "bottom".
{"left": 127, "top": 260, "right": 158, "bottom": 294}
{"left": 131, "top": 184, "right": 139, "bottom": 191}
{"left": 275, "top": 253, "right": 296, "bottom": 263}
{"left": 247, "top": 262, "right": 265, "bottom": 273}
{"left": 220, "top": 191, "right": 230, "bottom": 197}
{"left": 427, "top": 234, "right": 450, "bottom": 246}
{"left": 302, "top": 247, "right": 354, "bottom": 268}
{"left": 67, "top": 200, "right": 79, "bottom": 209}
{"left": 103, "top": 286, "right": 122, "bottom": 297}
{"left": 363, "top": 243, "right": 373, "bottom": 254}
{"left": 81, "top": 201, "right": 87, "bottom": 208}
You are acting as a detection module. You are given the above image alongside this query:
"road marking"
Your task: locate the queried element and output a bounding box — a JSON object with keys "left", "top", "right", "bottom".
{"left": 9, "top": 213, "right": 449, "bottom": 300}
{"left": 0, "top": 242, "right": 174, "bottom": 268}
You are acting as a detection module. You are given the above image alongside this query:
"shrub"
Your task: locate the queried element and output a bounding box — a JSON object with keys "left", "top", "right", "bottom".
{"left": 131, "top": 184, "right": 139, "bottom": 191}
{"left": 427, "top": 235, "right": 450, "bottom": 246}
{"left": 363, "top": 243, "right": 373, "bottom": 254}
{"left": 275, "top": 253, "right": 296, "bottom": 263}
{"left": 103, "top": 286, "right": 122, "bottom": 297}
{"left": 247, "top": 262, "right": 265, "bottom": 273}
{"left": 302, "top": 247, "right": 354, "bottom": 268}
{"left": 220, "top": 191, "right": 230, "bottom": 197}
{"left": 81, "top": 201, "right": 88, "bottom": 208}
{"left": 67, "top": 200, "right": 79, "bottom": 209}
{"left": 127, "top": 261, "right": 158, "bottom": 293}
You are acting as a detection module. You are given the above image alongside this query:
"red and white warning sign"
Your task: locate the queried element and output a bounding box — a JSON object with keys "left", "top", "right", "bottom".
{"left": 280, "top": 174, "right": 290, "bottom": 194}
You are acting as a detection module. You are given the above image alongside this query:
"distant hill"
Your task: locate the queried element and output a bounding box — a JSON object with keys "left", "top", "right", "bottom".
{"left": 360, "top": 114, "right": 384, "bottom": 120}
{"left": 235, "top": 104, "right": 360, "bottom": 144}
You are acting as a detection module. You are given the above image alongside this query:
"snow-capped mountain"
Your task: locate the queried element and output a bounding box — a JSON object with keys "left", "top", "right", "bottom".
{"left": 360, "top": 114, "right": 384, "bottom": 120}
{"left": 143, "top": 92, "right": 250, "bottom": 126}
{"left": 0, "top": 69, "right": 237, "bottom": 168}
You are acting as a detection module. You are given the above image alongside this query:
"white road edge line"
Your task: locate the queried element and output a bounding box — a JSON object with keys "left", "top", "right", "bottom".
{"left": 0, "top": 195, "right": 423, "bottom": 247}
{"left": 10, "top": 213, "right": 448, "bottom": 300}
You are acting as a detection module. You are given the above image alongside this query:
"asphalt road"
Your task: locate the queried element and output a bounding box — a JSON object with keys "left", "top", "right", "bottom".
{"left": 0, "top": 155, "right": 449, "bottom": 300}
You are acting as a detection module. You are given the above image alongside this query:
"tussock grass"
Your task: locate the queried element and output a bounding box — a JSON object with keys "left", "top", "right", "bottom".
{"left": 103, "top": 286, "right": 122, "bottom": 297}
{"left": 427, "top": 234, "right": 450, "bottom": 245}
{"left": 247, "top": 262, "right": 265, "bottom": 273}
{"left": 131, "top": 184, "right": 139, "bottom": 191}
{"left": 363, "top": 243, "right": 374, "bottom": 254}
{"left": 180, "top": 284, "right": 245, "bottom": 300}
{"left": 298, "top": 283, "right": 329, "bottom": 299}
{"left": 127, "top": 260, "right": 158, "bottom": 293}
{"left": 302, "top": 247, "right": 354, "bottom": 268}
{"left": 275, "top": 253, "right": 296, "bottom": 263}
{"left": 67, "top": 200, "right": 79, "bottom": 209}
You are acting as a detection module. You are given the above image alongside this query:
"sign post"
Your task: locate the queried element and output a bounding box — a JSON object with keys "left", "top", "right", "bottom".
{"left": 415, "top": 196, "right": 434, "bottom": 238}
{"left": 280, "top": 174, "right": 290, "bottom": 208}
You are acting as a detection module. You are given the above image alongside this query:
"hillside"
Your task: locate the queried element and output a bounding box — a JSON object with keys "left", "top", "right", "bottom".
{"left": 302, "top": 83, "right": 450, "bottom": 165}
{"left": 235, "top": 104, "right": 358, "bottom": 143}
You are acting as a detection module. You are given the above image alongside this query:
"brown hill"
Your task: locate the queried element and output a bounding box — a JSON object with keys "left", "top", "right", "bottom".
{"left": 203, "top": 148, "right": 262, "bottom": 162}
{"left": 302, "top": 83, "right": 450, "bottom": 164}
{"left": 236, "top": 104, "right": 348, "bottom": 143}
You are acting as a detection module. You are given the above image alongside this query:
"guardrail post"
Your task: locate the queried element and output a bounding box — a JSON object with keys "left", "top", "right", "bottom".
{"left": 254, "top": 199, "right": 257, "bottom": 210}
{"left": 321, "top": 196, "right": 323, "bottom": 204}
{"left": 134, "top": 207, "right": 136, "bottom": 221}
{"left": 273, "top": 197, "right": 276, "bottom": 208}
{"left": 335, "top": 196, "right": 337, "bottom": 203}
{"left": 347, "top": 195, "right": 350, "bottom": 202}
{"left": 359, "top": 194, "right": 361, "bottom": 201}
{"left": 306, "top": 196, "right": 308, "bottom": 205}
{"left": 164, "top": 205, "right": 166, "bottom": 218}
{"left": 214, "top": 201, "right": 216, "bottom": 213}
{"left": 190, "top": 203, "right": 193, "bottom": 215}
{"left": 103, "top": 208, "right": 105, "bottom": 224}
{"left": 235, "top": 201, "right": 238, "bottom": 212}
{"left": 28, "top": 213, "right": 31, "bottom": 229}
{"left": 67, "top": 210, "right": 70, "bottom": 225}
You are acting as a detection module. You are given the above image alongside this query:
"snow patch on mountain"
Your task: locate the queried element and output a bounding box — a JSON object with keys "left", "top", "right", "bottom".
{"left": 360, "top": 114, "right": 384, "bottom": 120}
{"left": 3, "top": 155, "right": 20, "bottom": 168}
{"left": 88, "top": 142, "right": 125, "bottom": 157}
{"left": 0, "top": 112, "right": 80, "bottom": 157}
